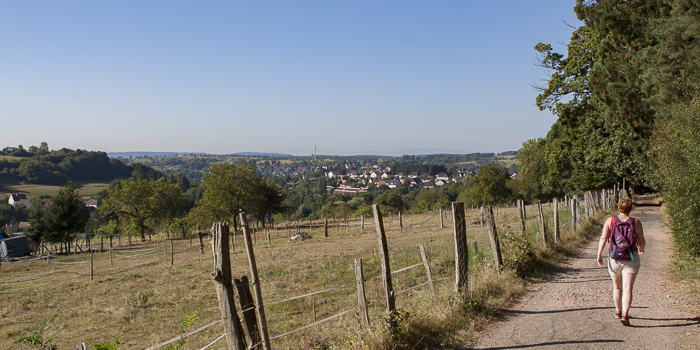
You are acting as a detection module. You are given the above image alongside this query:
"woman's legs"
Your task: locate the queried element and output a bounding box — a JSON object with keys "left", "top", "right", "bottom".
{"left": 621, "top": 272, "right": 638, "bottom": 313}
{"left": 611, "top": 273, "right": 622, "bottom": 312}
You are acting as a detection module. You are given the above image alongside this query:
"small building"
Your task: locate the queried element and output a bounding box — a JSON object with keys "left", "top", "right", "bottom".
{"left": 8, "top": 194, "right": 31, "bottom": 209}
{"left": 8, "top": 194, "right": 27, "bottom": 205}
{"left": 435, "top": 172, "right": 449, "bottom": 181}
{"left": 387, "top": 180, "right": 402, "bottom": 189}
{"left": 0, "top": 233, "right": 31, "bottom": 258}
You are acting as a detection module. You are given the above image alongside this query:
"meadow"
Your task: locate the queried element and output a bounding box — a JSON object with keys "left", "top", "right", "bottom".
{"left": 0, "top": 180, "right": 112, "bottom": 200}
{"left": 0, "top": 198, "right": 604, "bottom": 349}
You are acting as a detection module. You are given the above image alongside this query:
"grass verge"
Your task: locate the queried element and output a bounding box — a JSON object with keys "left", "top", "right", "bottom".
{"left": 348, "top": 211, "right": 610, "bottom": 350}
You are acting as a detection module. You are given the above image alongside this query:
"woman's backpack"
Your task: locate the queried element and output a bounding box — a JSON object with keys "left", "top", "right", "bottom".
{"left": 609, "top": 216, "right": 636, "bottom": 261}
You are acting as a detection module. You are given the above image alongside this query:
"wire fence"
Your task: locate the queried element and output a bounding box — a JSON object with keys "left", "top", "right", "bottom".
{"left": 0, "top": 189, "right": 617, "bottom": 349}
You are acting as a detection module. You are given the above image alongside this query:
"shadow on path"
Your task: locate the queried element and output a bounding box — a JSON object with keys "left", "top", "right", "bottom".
{"left": 461, "top": 339, "right": 624, "bottom": 349}
{"left": 499, "top": 306, "right": 647, "bottom": 316}
{"left": 629, "top": 317, "right": 700, "bottom": 329}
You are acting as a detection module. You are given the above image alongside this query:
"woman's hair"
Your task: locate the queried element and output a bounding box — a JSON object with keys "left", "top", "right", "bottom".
{"left": 618, "top": 198, "right": 633, "bottom": 214}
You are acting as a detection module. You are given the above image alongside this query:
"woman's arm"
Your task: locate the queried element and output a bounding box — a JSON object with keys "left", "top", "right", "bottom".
{"left": 597, "top": 217, "right": 612, "bottom": 267}
{"left": 636, "top": 219, "right": 645, "bottom": 254}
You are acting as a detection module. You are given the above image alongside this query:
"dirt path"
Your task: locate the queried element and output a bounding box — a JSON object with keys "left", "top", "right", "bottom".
{"left": 462, "top": 204, "right": 700, "bottom": 349}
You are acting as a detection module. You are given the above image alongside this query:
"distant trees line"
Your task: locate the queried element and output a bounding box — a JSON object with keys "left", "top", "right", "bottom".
{"left": 0, "top": 144, "right": 164, "bottom": 185}
{"left": 1, "top": 144, "right": 522, "bottom": 246}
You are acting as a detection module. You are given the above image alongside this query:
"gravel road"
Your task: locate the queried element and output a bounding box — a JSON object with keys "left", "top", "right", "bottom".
{"left": 462, "top": 203, "right": 700, "bottom": 349}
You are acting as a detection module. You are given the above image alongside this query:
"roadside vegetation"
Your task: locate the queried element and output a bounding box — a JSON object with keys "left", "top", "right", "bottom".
{"left": 518, "top": 0, "right": 700, "bottom": 310}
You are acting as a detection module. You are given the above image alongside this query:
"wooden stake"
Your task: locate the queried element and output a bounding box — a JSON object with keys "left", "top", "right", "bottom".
{"left": 420, "top": 244, "right": 437, "bottom": 298}
{"left": 240, "top": 214, "right": 272, "bottom": 350}
{"left": 354, "top": 259, "right": 370, "bottom": 328}
{"left": 485, "top": 206, "right": 502, "bottom": 275}
{"left": 90, "top": 248, "right": 94, "bottom": 282}
{"left": 372, "top": 204, "right": 396, "bottom": 326}
{"left": 210, "top": 222, "right": 247, "bottom": 350}
{"left": 538, "top": 200, "right": 547, "bottom": 246}
{"left": 198, "top": 231, "right": 204, "bottom": 254}
{"left": 439, "top": 208, "right": 444, "bottom": 229}
{"left": 553, "top": 198, "right": 560, "bottom": 244}
{"left": 453, "top": 202, "right": 468, "bottom": 293}
{"left": 234, "top": 276, "right": 261, "bottom": 349}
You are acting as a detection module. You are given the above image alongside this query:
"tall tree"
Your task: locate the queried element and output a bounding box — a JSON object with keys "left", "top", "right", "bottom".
{"left": 197, "top": 161, "right": 265, "bottom": 228}
{"left": 469, "top": 165, "right": 513, "bottom": 205}
{"left": 49, "top": 182, "right": 90, "bottom": 243}
{"left": 100, "top": 178, "right": 185, "bottom": 241}
{"left": 26, "top": 182, "right": 89, "bottom": 244}
{"left": 25, "top": 205, "right": 53, "bottom": 243}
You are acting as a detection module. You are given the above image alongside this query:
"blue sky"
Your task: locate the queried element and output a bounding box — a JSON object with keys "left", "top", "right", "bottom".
{"left": 1, "top": 1, "right": 579, "bottom": 156}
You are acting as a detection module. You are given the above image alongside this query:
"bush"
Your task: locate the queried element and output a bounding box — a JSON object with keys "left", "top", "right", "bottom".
{"left": 653, "top": 95, "right": 700, "bottom": 256}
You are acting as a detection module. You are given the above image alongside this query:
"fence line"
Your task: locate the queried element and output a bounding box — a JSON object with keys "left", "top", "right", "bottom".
{"left": 1, "top": 191, "right": 612, "bottom": 349}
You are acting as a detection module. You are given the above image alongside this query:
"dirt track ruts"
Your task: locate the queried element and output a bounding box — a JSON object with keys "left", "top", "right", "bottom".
{"left": 461, "top": 202, "right": 700, "bottom": 349}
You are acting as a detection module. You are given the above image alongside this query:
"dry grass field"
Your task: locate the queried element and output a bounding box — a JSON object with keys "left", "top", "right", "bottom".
{"left": 0, "top": 203, "right": 582, "bottom": 349}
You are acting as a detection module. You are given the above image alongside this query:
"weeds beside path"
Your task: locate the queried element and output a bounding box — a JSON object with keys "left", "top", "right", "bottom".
{"left": 462, "top": 204, "right": 700, "bottom": 350}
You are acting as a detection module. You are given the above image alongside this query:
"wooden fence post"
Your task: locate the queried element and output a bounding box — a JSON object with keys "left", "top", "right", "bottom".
{"left": 210, "top": 222, "right": 247, "bottom": 350}
{"left": 398, "top": 211, "right": 403, "bottom": 230}
{"left": 439, "top": 208, "right": 444, "bottom": 229}
{"left": 240, "top": 213, "right": 272, "bottom": 350}
{"left": 198, "top": 231, "right": 204, "bottom": 254}
{"left": 324, "top": 219, "right": 328, "bottom": 238}
{"left": 537, "top": 200, "right": 547, "bottom": 246}
{"left": 372, "top": 204, "right": 396, "bottom": 326}
{"left": 170, "top": 240, "right": 174, "bottom": 266}
{"left": 90, "top": 248, "right": 94, "bottom": 282}
{"left": 420, "top": 244, "right": 437, "bottom": 298}
{"left": 354, "top": 259, "right": 370, "bottom": 328}
{"left": 361, "top": 215, "right": 365, "bottom": 234}
{"left": 518, "top": 199, "right": 526, "bottom": 234}
{"left": 553, "top": 198, "right": 560, "bottom": 244}
{"left": 485, "top": 206, "right": 503, "bottom": 275}
{"left": 480, "top": 206, "right": 484, "bottom": 227}
{"left": 234, "top": 276, "right": 261, "bottom": 349}
{"left": 572, "top": 196, "right": 578, "bottom": 233}
{"left": 452, "top": 202, "right": 468, "bottom": 293}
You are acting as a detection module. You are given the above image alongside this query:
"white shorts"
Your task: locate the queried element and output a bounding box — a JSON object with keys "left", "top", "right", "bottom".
{"left": 608, "top": 251, "right": 641, "bottom": 276}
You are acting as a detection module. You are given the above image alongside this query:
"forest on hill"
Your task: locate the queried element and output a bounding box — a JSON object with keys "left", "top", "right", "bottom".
{"left": 0, "top": 144, "right": 164, "bottom": 185}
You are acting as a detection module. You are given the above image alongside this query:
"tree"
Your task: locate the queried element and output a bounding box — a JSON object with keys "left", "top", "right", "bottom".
{"left": 49, "top": 182, "right": 90, "bottom": 242}
{"left": 197, "top": 161, "right": 267, "bottom": 228}
{"left": 250, "top": 182, "right": 286, "bottom": 227}
{"left": 375, "top": 192, "right": 405, "bottom": 214}
{"left": 469, "top": 165, "right": 513, "bottom": 206}
{"left": 25, "top": 205, "right": 53, "bottom": 243}
{"left": 26, "top": 182, "right": 89, "bottom": 244}
{"left": 100, "top": 178, "right": 185, "bottom": 242}
{"left": 39, "top": 142, "right": 49, "bottom": 155}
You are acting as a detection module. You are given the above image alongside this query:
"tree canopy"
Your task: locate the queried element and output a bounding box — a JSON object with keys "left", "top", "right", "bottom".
{"left": 522, "top": 0, "right": 700, "bottom": 255}
{"left": 25, "top": 182, "right": 89, "bottom": 244}
{"left": 100, "top": 178, "right": 185, "bottom": 241}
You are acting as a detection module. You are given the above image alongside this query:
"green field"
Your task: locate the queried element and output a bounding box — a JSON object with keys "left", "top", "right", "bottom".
{"left": 0, "top": 180, "right": 112, "bottom": 200}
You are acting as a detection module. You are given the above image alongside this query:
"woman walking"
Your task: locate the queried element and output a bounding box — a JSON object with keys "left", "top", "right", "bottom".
{"left": 596, "top": 197, "right": 646, "bottom": 326}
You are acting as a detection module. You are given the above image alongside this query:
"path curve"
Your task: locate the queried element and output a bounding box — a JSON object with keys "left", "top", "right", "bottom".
{"left": 462, "top": 203, "right": 700, "bottom": 349}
